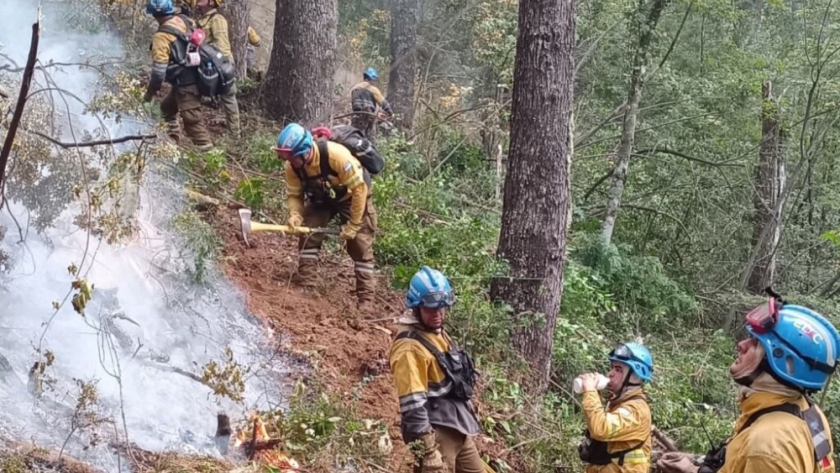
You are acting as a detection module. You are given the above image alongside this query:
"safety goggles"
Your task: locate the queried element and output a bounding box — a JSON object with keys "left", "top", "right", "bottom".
{"left": 609, "top": 344, "right": 645, "bottom": 364}
{"left": 745, "top": 296, "right": 781, "bottom": 335}
{"left": 272, "top": 146, "right": 297, "bottom": 162}
{"left": 419, "top": 291, "right": 454, "bottom": 309}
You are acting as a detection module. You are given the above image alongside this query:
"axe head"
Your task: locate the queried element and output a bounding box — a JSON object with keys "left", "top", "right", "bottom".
{"left": 238, "top": 208, "right": 252, "bottom": 247}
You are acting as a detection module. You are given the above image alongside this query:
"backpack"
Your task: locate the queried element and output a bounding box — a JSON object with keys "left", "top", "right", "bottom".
{"left": 158, "top": 15, "right": 235, "bottom": 97}
{"left": 311, "top": 125, "right": 385, "bottom": 176}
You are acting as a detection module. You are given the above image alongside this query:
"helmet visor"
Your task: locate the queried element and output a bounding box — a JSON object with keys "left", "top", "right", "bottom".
{"left": 609, "top": 344, "right": 646, "bottom": 365}
{"left": 419, "top": 291, "right": 454, "bottom": 309}
{"left": 745, "top": 297, "right": 780, "bottom": 335}
{"left": 272, "top": 146, "right": 297, "bottom": 162}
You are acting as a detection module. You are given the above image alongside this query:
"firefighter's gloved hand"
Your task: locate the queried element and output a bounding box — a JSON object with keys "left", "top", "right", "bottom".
{"left": 287, "top": 214, "right": 303, "bottom": 232}
{"left": 340, "top": 221, "right": 361, "bottom": 240}
{"left": 657, "top": 452, "right": 699, "bottom": 473}
{"left": 419, "top": 432, "right": 447, "bottom": 473}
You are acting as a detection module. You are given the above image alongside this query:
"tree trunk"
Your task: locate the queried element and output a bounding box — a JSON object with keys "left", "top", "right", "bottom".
{"left": 489, "top": 0, "right": 575, "bottom": 394}
{"left": 599, "top": 0, "right": 670, "bottom": 246}
{"left": 388, "top": 0, "right": 418, "bottom": 131}
{"left": 746, "top": 81, "right": 785, "bottom": 294}
{"left": 261, "top": 0, "right": 337, "bottom": 125}
{"left": 225, "top": 0, "right": 250, "bottom": 79}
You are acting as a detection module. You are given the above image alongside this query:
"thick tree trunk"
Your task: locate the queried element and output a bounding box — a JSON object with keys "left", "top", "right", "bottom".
{"left": 388, "top": 0, "right": 418, "bottom": 131}
{"left": 600, "top": 0, "right": 670, "bottom": 246}
{"left": 489, "top": 0, "right": 575, "bottom": 394}
{"left": 225, "top": 0, "right": 250, "bottom": 79}
{"left": 746, "top": 82, "right": 785, "bottom": 294}
{"left": 261, "top": 0, "right": 337, "bottom": 125}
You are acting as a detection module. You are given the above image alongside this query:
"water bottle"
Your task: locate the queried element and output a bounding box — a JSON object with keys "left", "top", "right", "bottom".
{"left": 572, "top": 373, "right": 609, "bottom": 394}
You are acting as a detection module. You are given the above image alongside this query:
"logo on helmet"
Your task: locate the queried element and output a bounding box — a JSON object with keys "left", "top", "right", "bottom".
{"left": 793, "top": 319, "right": 824, "bottom": 345}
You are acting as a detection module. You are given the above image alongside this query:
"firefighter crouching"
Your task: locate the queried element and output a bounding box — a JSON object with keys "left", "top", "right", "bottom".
{"left": 577, "top": 342, "right": 653, "bottom": 473}
{"left": 657, "top": 291, "right": 839, "bottom": 473}
{"left": 275, "top": 123, "right": 378, "bottom": 309}
{"left": 183, "top": 0, "right": 241, "bottom": 139}
{"left": 143, "top": 0, "right": 213, "bottom": 151}
{"left": 389, "top": 266, "right": 485, "bottom": 473}
{"left": 350, "top": 67, "right": 393, "bottom": 141}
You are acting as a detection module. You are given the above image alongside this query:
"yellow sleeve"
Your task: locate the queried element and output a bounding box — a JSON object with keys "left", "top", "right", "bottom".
{"left": 150, "top": 32, "right": 173, "bottom": 63}
{"left": 582, "top": 392, "right": 649, "bottom": 442}
{"left": 247, "top": 26, "right": 261, "bottom": 46}
{"left": 284, "top": 163, "right": 304, "bottom": 218}
{"left": 329, "top": 143, "right": 367, "bottom": 225}
{"left": 369, "top": 85, "right": 386, "bottom": 105}
{"left": 208, "top": 14, "right": 233, "bottom": 59}
{"left": 390, "top": 337, "right": 434, "bottom": 441}
{"left": 729, "top": 454, "right": 797, "bottom": 473}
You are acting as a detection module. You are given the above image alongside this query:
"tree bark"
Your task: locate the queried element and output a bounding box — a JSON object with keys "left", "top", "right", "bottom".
{"left": 261, "top": 0, "right": 337, "bottom": 125}
{"left": 599, "top": 0, "right": 670, "bottom": 246}
{"left": 388, "top": 0, "right": 418, "bottom": 131}
{"left": 746, "top": 82, "right": 785, "bottom": 294}
{"left": 225, "top": 0, "right": 250, "bottom": 79}
{"left": 489, "top": 0, "right": 575, "bottom": 394}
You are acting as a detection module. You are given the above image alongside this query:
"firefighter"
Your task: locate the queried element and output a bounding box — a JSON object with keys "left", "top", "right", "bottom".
{"left": 657, "top": 293, "right": 838, "bottom": 473}
{"left": 577, "top": 342, "right": 653, "bottom": 473}
{"left": 143, "top": 0, "right": 213, "bottom": 151}
{"left": 389, "top": 266, "right": 484, "bottom": 473}
{"left": 184, "top": 0, "right": 241, "bottom": 139}
{"left": 350, "top": 67, "right": 394, "bottom": 141}
{"left": 275, "top": 123, "right": 378, "bottom": 309}
{"left": 246, "top": 26, "right": 261, "bottom": 79}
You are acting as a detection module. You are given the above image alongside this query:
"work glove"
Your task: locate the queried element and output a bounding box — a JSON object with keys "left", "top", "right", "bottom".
{"left": 340, "top": 221, "right": 361, "bottom": 241}
{"left": 657, "top": 452, "right": 700, "bottom": 473}
{"left": 418, "top": 431, "right": 447, "bottom": 473}
{"left": 142, "top": 89, "right": 155, "bottom": 103}
{"left": 287, "top": 213, "right": 303, "bottom": 233}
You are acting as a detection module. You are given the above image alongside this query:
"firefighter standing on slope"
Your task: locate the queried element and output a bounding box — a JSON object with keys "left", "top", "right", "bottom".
{"left": 350, "top": 67, "right": 394, "bottom": 141}
{"left": 275, "top": 123, "right": 378, "bottom": 310}
{"left": 182, "top": 0, "right": 241, "bottom": 139}
{"left": 389, "top": 266, "right": 485, "bottom": 473}
{"left": 143, "top": 0, "right": 213, "bottom": 151}
{"left": 577, "top": 342, "right": 653, "bottom": 473}
{"left": 658, "top": 292, "right": 838, "bottom": 473}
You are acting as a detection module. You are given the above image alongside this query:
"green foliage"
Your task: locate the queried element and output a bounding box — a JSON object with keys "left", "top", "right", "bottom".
{"left": 234, "top": 177, "right": 266, "bottom": 211}
{"left": 169, "top": 209, "right": 223, "bottom": 284}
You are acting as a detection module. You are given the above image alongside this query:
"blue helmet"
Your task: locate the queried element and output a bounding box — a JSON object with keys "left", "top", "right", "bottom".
{"left": 609, "top": 342, "right": 653, "bottom": 383}
{"left": 276, "top": 123, "right": 313, "bottom": 159}
{"left": 146, "top": 0, "right": 176, "bottom": 16}
{"left": 363, "top": 67, "right": 378, "bottom": 81}
{"left": 747, "top": 304, "right": 840, "bottom": 392}
{"left": 405, "top": 266, "right": 454, "bottom": 309}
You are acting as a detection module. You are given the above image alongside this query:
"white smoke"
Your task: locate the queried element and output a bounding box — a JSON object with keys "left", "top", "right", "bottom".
{"left": 0, "top": 1, "right": 289, "bottom": 468}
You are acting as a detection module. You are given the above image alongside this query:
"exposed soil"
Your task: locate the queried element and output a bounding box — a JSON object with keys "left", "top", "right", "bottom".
{"left": 209, "top": 207, "right": 414, "bottom": 471}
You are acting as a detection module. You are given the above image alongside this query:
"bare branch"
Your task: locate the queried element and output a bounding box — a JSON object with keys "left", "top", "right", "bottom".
{"left": 31, "top": 130, "right": 156, "bottom": 149}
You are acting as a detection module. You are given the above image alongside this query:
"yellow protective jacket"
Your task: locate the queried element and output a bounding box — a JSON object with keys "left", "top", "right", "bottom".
{"left": 389, "top": 324, "right": 480, "bottom": 443}
{"left": 197, "top": 9, "right": 232, "bottom": 60}
{"left": 719, "top": 392, "right": 835, "bottom": 473}
{"left": 582, "top": 389, "right": 652, "bottom": 473}
{"left": 148, "top": 15, "right": 194, "bottom": 93}
{"left": 284, "top": 141, "right": 368, "bottom": 225}
{"left": 350, "top": 81, "right": 393, "bottom": 116}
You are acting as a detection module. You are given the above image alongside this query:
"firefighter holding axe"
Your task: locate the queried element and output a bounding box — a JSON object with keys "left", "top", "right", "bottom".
{"left": 242, "top": 123, "right": 378, "bottom": 312}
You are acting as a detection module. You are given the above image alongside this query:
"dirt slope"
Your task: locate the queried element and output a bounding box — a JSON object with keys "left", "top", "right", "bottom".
{"left": 210, "top": 209, "right": 412, "bottom": 470}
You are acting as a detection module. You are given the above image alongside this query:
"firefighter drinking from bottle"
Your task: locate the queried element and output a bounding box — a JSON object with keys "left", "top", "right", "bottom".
{"left": 576, "top": 342, "right": 654, "bottom": 473}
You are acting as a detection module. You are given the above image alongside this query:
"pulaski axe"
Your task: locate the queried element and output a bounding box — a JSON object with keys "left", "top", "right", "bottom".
{"left": 238, "top": 208, "right": 339, "bottom": 247}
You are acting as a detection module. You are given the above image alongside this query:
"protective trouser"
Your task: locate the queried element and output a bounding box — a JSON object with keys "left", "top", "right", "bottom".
{"left": 414, "top": 426, "right": 485, "bottom": 473}
{"left": 219, "top": 83, "right": 241, "bottom": 139}
{"left": 351, "top": 112, "right": 377, "bottom": 143}
{"left": 296, "top": 196, "right": 377, "bottom": 303}
{"left": 159, "top": 84, "right": 212, "bottom": 147}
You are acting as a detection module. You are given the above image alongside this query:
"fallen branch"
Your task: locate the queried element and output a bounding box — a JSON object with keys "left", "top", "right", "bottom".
{"left": 0, "top": 19, "right": 39, "bottom": 206}
{"left": 652, "top": 426, "right": 679, "bottom": 452}
{"left": 31, "top": 130, "right": 156, "bottom": 149}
